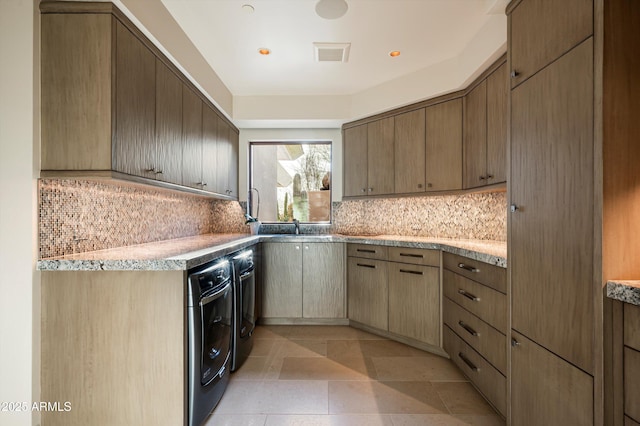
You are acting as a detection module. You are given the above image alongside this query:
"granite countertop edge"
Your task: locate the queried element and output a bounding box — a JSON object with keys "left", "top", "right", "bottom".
{"left": 38, "top": 233, "right": 507, "bottom": 271}
{"left": 606, "top": 280, "right": 640, "bottom": 307}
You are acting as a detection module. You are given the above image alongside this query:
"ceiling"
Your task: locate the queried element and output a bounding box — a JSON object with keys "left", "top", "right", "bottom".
{"left": 115, "top": 0, "right": 507, "bottom": 127}
{"left": 161, "top": 0, "right": 507, "bottom": 97}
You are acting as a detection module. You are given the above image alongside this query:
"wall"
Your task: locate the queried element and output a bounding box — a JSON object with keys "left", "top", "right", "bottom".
{"left": 0, "top": 1, "right": 39, "bottom": 425}
{"left": 39, "top": 180, "right": 247, "bottom": 258}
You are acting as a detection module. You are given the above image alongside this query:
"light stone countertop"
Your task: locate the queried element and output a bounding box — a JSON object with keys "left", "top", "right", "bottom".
{"left": 37, "top": 233, "right": 507, "bottom": 271}
{"left": 606, "top": 280, "right": 640, "bottom": 306}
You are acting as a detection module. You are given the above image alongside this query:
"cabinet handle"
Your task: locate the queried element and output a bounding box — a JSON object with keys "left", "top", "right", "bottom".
{"left": 361, "top": 188, "right": 366, "bottom": 193}
{"left": 427, "top": 183, "right": 433, "bottom": 188}
{"left": 485, "top": 174, "right": 493, "bottom": 180}
{"left": 511, "top": 338, "right": 521, "bottom": 348}
{"left": 458, "top": 321, "right": 479, "bottom": 337}
{"left": 417, "top": 183, "right": 423, "bottom": 189}
{"left": 510, "top": 70, "right": 520, "bottom": 78}
{"left": 479, "top": 175, "right": 486, "bottom": 181}
{"left": 458, "top": 352, "right": 479, "bottom": 372}
{"left": 368, "top": 187, "right": 373, "bottom": 193}
{"left": 458, "top": 289, "right": 480, "bottom": 302}
{"left": 202, "top": 182, "right": 208, "bottom": 187}
{"left": 295, "top": 245, "right": 300, "bottom": 250}
{"left": 399, "top": 269, "right": 423, "bottom": 275}
{"left": 510, "top": 204, "right": 519, "bottom": 213}
{"left": 145, "top": 167, "right": 155, "bottom": 173}
{"left": 356, "top": 249, "right": 376, "bottom": 254}
{"left": 304, "top": 245, "right": 309, "bottom": 250}
{"left": 458, "top": 263, "right": 479, "bottom": 273}
{"left": 356, "top": 263, "right": 376, "bottom": 269}
{"left": 400, "top": 253, "right": 423, "bottom": 258}
{"left": 155, "top": 170, "right": 163, "bottom": 175}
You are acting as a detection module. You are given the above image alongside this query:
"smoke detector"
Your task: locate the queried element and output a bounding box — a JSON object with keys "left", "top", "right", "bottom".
{"left": 313, "top": 42, "right": 351, "bottom": 62}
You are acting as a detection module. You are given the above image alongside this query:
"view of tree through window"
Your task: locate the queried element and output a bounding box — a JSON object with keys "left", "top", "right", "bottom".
{"left": 249, "top": 142, "right": 332, "bottom": 223}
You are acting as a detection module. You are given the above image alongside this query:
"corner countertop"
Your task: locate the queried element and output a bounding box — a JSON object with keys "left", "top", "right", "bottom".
{"left": 37, "top": 233, "right": 507, "bottom": 272}
{"left": 606, "top": 280, "right": 640, "bottom": 306}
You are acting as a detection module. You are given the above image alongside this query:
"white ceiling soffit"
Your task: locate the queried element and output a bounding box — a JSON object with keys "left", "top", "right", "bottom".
{"left": 145, "top": 0, "right": 508, "bottom": 127}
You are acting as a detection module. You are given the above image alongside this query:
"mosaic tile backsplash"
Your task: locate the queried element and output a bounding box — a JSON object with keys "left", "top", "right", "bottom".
{"left": 39, "top": 179, "right": 506, "bottom": 258}
{"left": 39, "top": 179, "right": 247, "bottom": 258}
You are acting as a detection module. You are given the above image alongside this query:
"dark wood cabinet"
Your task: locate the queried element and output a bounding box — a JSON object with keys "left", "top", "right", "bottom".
{"left": 201, "top": 105, "right": 218, "bottom": 193}
{"left": 181, "top": 87, "right": 203, "bottom": 190}
{"left": 155, "top": 60, "right": 183, "bottom": 185}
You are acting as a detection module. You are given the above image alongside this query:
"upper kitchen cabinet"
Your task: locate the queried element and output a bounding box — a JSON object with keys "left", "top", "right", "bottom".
{"left": 343, "top": 124, "right": 368, "bottom": 197}
{"left": 215, "top": 117, "right": 240, "bottom": 199}
{"left": 425, "top": 99, "right": 462, "bottom": 191}
{"left": 367, "top": 117, "right": 395, "bottom": 196}
{"left": 40, "top": 2, "right": 239, "bottom": 199}
{"left": 463, "top": 60, "right": 507, "bottom": 190}
{"left": 509, "top": 0, "right": 592, "bottom": 89}
{"left": 394, "top": 109, "right": 426, "bottom": 194}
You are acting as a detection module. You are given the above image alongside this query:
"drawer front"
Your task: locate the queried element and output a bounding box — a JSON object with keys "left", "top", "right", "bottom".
{"left": 625, "top": 347, "right": 640, "bottom": 422}
{"left": 443, "top": 270, "right": 507, "bottom": 332}
{"left": 388, "top": 247, "right": 439, "bottom": 267}
{"left": 443, "top": 252, "right": 506, "bottom": 294}
{"left": 443, "top": 325, "right": 506, "bottom": 416}
{"left": 443, "top": 297, "right": 506, "bottom": 374}
{"left": 625, "top": 303, "right": 640, "bottom": 351}
{"left": 626, "top": 416, "right": 640, "bottom": 426}
{"left": 347, "top": 243, "right": 388, "bottom": 260}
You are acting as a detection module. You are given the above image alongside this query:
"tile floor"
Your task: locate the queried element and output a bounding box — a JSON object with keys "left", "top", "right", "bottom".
{"left": 205, "top": 325, "right": 504, "bottom": 426}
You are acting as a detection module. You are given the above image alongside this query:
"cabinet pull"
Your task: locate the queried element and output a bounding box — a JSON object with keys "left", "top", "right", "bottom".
{"left": 361, "top": 188, "right": 366, "bottom": 193}
{"left": 399, "top": 269, "right": 423, "bottom": 275}
{"left": 510, "top": 70, "right": 520, "bottom": 78}
{"left": 400, "top": 253, "right": 423, "bottom": 258}
{"left": 458, "top": 289, "right": 480, "bottom": 302}
{"left": 486, "top": 174, "right": 493, "bottom": 180}
{"left": 458, "top": 321, "right": 479, "bottom": 337}
{"left": 356, "top": 248, "right": 376, "bottom": 254}
{"left": 368, "top": 187, "right": 373, "bottom": 193}
{"left": 145, "top": 167, "right": 155, "bottom": 173}
{"left": 458, "top": 263, "right": 479, "bottom": 273}
{"left": 155, "top": 170, "right": 163, "bottom": 175}
{"left": 511, "top": 338, "right": 521, "bottom": 348}
{"left": 479, "top": 175, "right": 486, "bottom": 181}
{"left": 356, "top": 263, "right": 376, "bottom": 269}
{"left": 458, "top": 352, "right": 479, "bottom": 372}
{"left": 510, "top": 204, "right": 519, "bottom": 213}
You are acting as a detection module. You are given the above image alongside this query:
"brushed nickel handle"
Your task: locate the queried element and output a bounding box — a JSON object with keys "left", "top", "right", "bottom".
{"left": 486, "top": 174, "right": 493, "bottom": 180}
{"left": 511, "top": 338, "right": 521, "bottom": 348}
{"left": 399, "top": 269, "right": 423, "bottom": 275}
{"left": 458, "top": 263, "right": 479, "bottom": 273}
{"left": 479, "top": 175, "right": 486, "bottom": 181}
{"left": 356, "top": 263, "right": 376, "bottom": 269}
{"left": 458, "top": 321, "right": 479, "bottom": 337}
{"left": 510, "top": 70, "right": 519, "bottom": 78}
{"left": 510, "top": 204, "right": 519, "bottom": 213}
{"left": 361, "top": 188, "right": 366, "bottom": 193}
{"left": 458, "top": 352, "right": 479, "bottom": 372}
{"left": 202, "top": 182, "right": 208, "bottom": 187}
{"left": 368, "top": 187, "right": 373, "bottom": 193}
{"left": 458, "top": 289, "right": 480, "bottom": 302}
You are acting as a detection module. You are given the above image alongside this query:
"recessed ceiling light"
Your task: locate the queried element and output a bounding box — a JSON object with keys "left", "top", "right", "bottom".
{"left": 315, "top": 0, "right": 348, "bottom": 20}
{"left": 258, "top": 48, "right": 271, "bottom": 55}
{"left": 389, "top": 51, "right": 401, "bottom": 58}
{"left": 241, "top": 4, "right": 254, "bottom": 14}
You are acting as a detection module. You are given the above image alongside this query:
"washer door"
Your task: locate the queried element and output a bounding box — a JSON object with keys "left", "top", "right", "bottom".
{"left": 200, "top": 281, "right": 233, "bottom": 385}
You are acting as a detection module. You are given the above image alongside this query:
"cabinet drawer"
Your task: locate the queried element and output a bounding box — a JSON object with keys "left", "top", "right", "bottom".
{"left": 443, "top": 297, "right": 506, "bottom": 374}
{"left": 625, "top": 347, "right": 640, "bottom": 422}
{"left": 625, "top": 303, "right": 640, "bottom": 351}
{"left": 443, "top": 252, "right": 506, "bottom": 294}
{"left": 347, "top": 244, "right": 388, "bottom": 260}
{"left": 443, "top": 270, "right": 506, "bottom": 333}
{"left": 443, "top": 326, "right": 506, "bottom": 416}
{"left": 626, "top": 416, "right": 640, "bottom": 426}
{"left": 388, "top": 247, "right": 439, "bottom": 267}
{"left": 509, "top": 0, "right": 592, "bottom": 88}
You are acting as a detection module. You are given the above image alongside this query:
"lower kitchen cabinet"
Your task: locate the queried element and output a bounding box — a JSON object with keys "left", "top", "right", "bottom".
{"left": 261, "top": 242, "right": 345, "bottom": 321}
{"left": 347, "top": 256, "right": 388, "bottom": 330}
{"left": 511, "top": 330, "right": 593, "bottom": 426}
{"left": 388, "top": 253, "right": 440, "bottom": 346}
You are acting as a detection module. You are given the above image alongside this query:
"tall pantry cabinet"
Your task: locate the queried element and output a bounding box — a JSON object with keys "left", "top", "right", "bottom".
{"left": 507, "top": 0, "right": 640, "bottom": 425}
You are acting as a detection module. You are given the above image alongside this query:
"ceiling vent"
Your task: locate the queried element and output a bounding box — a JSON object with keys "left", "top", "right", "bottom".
{"left": 314, "top": 42, "right": 351, "bottom": 62}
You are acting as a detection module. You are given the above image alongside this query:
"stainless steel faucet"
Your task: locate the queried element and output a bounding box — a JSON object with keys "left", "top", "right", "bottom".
{"left": 293, "top": 218, "right": 300, "bottom": 235}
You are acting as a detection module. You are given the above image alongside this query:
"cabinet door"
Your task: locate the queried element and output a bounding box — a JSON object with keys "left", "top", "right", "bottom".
{"left": 347, "top": 257, "right": 388, "bottom": 330}
{"left": 302, "top": 243, "right": 345, "bottom": 318}
{"left": 216, "top": 116, "right": 231, "bottom": 195}
{"left": 486, "top": 62, "right": 507, "bottom": 184}
{"left": 394, "top": 109, "right": 425, "bottom": 194}
{"left": 228, "top": 129, "right": 239, "bottom": 199}
{"left": 181, "top": 87, "right": 203, "bottom": 190}
{"left": 201, "top": 106, "right": 218, "bottom": 193}
{"left": 463, "top": 80, "right": 487, "bottom": 189}
{"left": 511, "top": 331, "right": 593, "bottom": 426}
{"left": 511, "top": 39, "right": 594, "bottom": 373}
{"left": 155, "top": 60, "right": 183, "bottom": 185}
{"left": 367, "top": 117, "right": 395, "bottom": 195}
{"left": 343, "top": 125, "right": 368, "bottom": 197}
{"left": 114, "top": 21, "right": 156, "bottom": 178}
{"left": 509, "top": 0, "right": 593, "bottom": 88}
{"left": 425, "top": 99, "right": 462, "bottom": 191}
{"left": 262, "top": 243, "right": 303, "bottom": 318}
{"left": 388, "top": 262, "right": 439, "bottom": 346}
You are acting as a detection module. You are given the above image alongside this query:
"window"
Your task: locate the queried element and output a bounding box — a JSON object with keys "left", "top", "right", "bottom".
{"left": 249, "top": 142, "right": 332, "bottom": 223}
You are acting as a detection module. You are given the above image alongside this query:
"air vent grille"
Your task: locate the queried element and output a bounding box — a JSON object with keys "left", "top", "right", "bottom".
{"left": 313, "top": 42, "right": 351, "bottom": 62}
